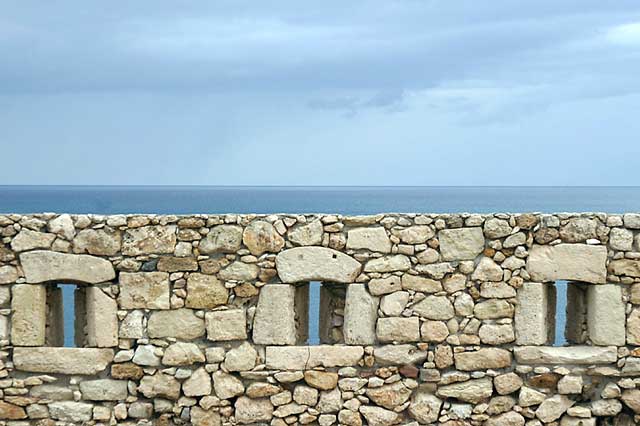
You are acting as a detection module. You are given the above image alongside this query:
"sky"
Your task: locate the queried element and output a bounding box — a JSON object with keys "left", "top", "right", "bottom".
{"left": 1, "top": 1, "right": 640, "bottom": 186}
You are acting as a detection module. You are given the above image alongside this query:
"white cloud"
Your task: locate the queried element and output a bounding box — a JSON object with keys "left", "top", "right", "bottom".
{"left": 605, "top": 22, "right": 640, "bottom": 45}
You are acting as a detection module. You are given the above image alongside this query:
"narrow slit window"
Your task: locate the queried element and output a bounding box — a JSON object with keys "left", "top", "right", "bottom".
{"left": 45, "top": 283, "right": 86, "bottom": 347}
{"left": 308, "top": 281, "right": 321, "bottom": 345}
{"left": 554, "top": 280, "right": 568, "bottom": 346}
{"left": 303, "top": 282, "right": 346, "bottom": 346}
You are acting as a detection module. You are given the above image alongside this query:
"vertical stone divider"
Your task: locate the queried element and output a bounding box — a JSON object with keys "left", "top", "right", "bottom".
{"left": 515, "top": 282, "right": 556, "bottom": 345}
{"left": 11, "top": 284, "right": 47, "bottom": 346}
{"left": 586, "top": 283, "right": 626, "bottom": 346}
{"left": 253, "top": 283, "right": 307, "bottom": 345}
{"left": 86, "top": 287, "right": 119, "bottom": 347}
{"left": 75, "top": 286, "right": 87, "bottom": 347}
{"left": 295, "top": 283, "right": 310, "bottom": 344}
{"left": 565, "top": 282, "right": 587, "bottom": 344}
{"left": 45, "top": 285, "right": 64, "bottom": 347}
{"left": 343, "top": 283, "right": 379, "bottom": 345}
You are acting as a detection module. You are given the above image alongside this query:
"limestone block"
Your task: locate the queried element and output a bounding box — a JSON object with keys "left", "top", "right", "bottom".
{"left": 364, "top": 255, "right": 411, "bottom": 273}
{"left": 346, "top": 227, "right": 391, "bottom": 253}
{"left": 206, "top": 309, "right": 247, "bottom": 341}
{"left": 147, "top": 309, "right": 205, "bottom": 340}
{"left": 276, "top": 247, "right": 361, "bottom": 283}
{"left": 119, "top": 310, "right": 144, "bottom": 339}
{"left": 213, "top": 370, "right": 245, "bottom": 399}
{"left": 48, "top": 401, "right": 94, "bottom": 422}
{"left": 609, "top": 259, "right": 640, "bottom": 277}
{"left": 119, "top": 272, "right": 170, "bottom": 309}
{"left": 265, "top": 346, "right": 364, "bottom": 370}
{"left": 629, "top": 308, "right": 640, "bottom": 345}
{"left": 11, "top": 229, "right": 56, "bottom": 252}
{"left": 395, "top": 226, "right": 435, "bottom": 244}
{"left": 86, "top": 287, "right": 118, "bottom": 347}
{"left": 20, "top": 250, "right": 115, "bottom": 284}
{"left": 401, "top": 275, "right": 442, "bottom": 293}
{"left": 79, "top": 379, "right": 128, "bottom": 401}
{"left": 515, "top": 282, "right": 555, "bottom": 345}
{"left": 513, "top": 346, "right": 617, "bottom": 364}
{"left": 199, "top": 224, "right": 243, "bottom": 253}
{"left": 224, "top": 341, "right": 257, "bottom": 372}
{"left": 408, "top": 390, "right": 442, "bottom": 424}
{"left": 242, "top": 220, "right": 285, "bottom": 255}
{"left": 373, "top": 344, "right": 428, "bottom": 365}
{"left": 343, "top": 284, "right": 379, "bottom": 345}
{"left": 138, "top": 373, "right": 181, "bottom": 400}
{"left": 11, "top": 284, "right": 46, "bottom": 346}
{"left": 288, "top": 219, "right": 324, "bottom": 246}
{"left": 183, "top": 367, "right": 212, "bottom": 397}
{"left": 0, "top": 316, "right": 8, "bottom": 341}
{"left": 471, "top": 257, "right": 503, "bottom": 281}
{"left": 526, "top": 244, "right": 607, "bottom": 284}
{"left": 376, "top": 317, "right": 420, "bottom": 343}
{"left": 438, "top": 227, "right": 485, "bottom": 261}
{"left": 610, "top": 228, "right": 634, "bottom": 251}
{"left": 379, "top": 291, "right": 410, "bottom": 316}
{"left": 436, "top": 378, "right": 493, "bottom": 404}
{"left": 0, "top": 401, "right": 27, "bottom": 419}
{"left": 535, "top": 395, "right": 574, "bottom": 423}
{"left": 454, "top": 348, "right": 512, "bottom": 371}
{"left": 412, "top": 295, "right": 454, "bottom": 320}
{"left": 253, "top": 284, "right": 298, "bottom": 345}
{"left": 360, "top": 406, "right": 399, "bottom": 426}
{"left": 587, "top": 284, "right": 625, "bottom": 346}
{"left": 122, "top": 225, "right": 177, "bottom": 255}
{"left": 73, "top": 228, "right": 121, "bottom": 255}
{"left": 162, "top": 342, "right": 205, "bottom": 366}
{"left": 235, "top": 396, "right": 274, "bottom": 424}
{"left": 14, "top": 347, "right": 113, "bottom": 374}
{"left": 368, "top": 276, "right": 402, "bottom": 296}
{"left": 186, "top": 273, "right": 228, "bottom": 309}
{"left": 0, "top": 265, "right": 18, "bottom": 284}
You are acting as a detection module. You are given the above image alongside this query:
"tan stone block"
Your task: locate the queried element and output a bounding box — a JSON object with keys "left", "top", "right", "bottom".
{"left": 118, "top": 272, "right": 170, "bottom": 309}
{"left": 11, "top": 284, "right": 46, "bottom": 346}
{"left": 14, "top": 347, "right": 113, "bottom": 375}
{"left": 86, "top": 287, "right": 118, "bottom": 347}
{"left": 206, "top": 309, "right": 247, "bottom": 341}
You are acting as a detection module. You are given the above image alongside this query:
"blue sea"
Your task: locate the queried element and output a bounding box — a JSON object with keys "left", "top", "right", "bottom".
{"left": 3, "top": 186, "right": 639, "bottom": 346}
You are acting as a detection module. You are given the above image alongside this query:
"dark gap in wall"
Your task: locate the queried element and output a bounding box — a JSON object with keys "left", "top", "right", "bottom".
{"left": 554, "top": 280, "right": 568, "bottom": 346}
{"left": 308, "top": 281, "right": 321, "bottom": 345}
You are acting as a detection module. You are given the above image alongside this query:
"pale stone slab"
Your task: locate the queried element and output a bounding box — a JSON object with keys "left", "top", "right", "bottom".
{"left": 86, "top": 287, "right": 118, "bottom": 347}
{"left": 454, "top": 348, "right": 512, "bottom": 371}
{"left": 48, "top": 401, "right": 94, "bottom": 422}
{"left": 438, "top": 227, "right": 485, "bottom": 261}
{"left": 119, "top": 272, "right": 170, "bottom": 310}
{"left": 79, "top": 379, "right": 128, "bottom": 401}
{"left": 276, "top": 247, "right": 361, "bottom": 283}
{"left": 265, "top": 346, "right": 364, "bottom": 370}
{"left": 436, "top": 378, "right": 493, "bottom": 404}
{"left": 206, "top": 309, "right": 247, "bottom": 341}
{"left": 587, "top": 284, "right": 625, "bottom": 346}
{"left": 346, "top": 227, "right": 391, "bottom": 253}
{"left": 364, "top": 255, "right": 411, "bottom": 273}
{"left": 20, "top": 250, "right": 115, "bottom": 284}
{"left": 526, "top": 244, "right": 607, "bottom": 284}
{"left": 343, "top": 284, "right": 379, "bottom": 345}
{"left": 513, "top": 346, "right": 617, "bottom": 364}
{"left": 253, "top": 284, "right": 297, "bottom": 345}
{"left": 147, "top": 309, "right": 205, "bottom": 340}
{"left": 199, "top": 224, "right": 243, "bottom": 253}
{"left": 186, "top": 273, "right": 228, "bottom": 309}
{"left": 373, "top": 344, "right": 428, "bottom": 365}
{"left": 122, "top": 225, "right": 177, "bottom": 255}
{"left": 515, "top": 282, "right": 555, "bottom": 345}
{"left": 14, "top": 347, "right": 113, "bottom": 374}
{"left": 11, "top": 284, "right": 46, "bottom": 346}
{"left": 11, "top": 229, "right": 55, "bottom": 252}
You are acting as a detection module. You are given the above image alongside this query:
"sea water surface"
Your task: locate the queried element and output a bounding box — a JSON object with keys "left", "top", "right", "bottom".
{"left": 3, "top": 186, "right": 639, "bottom": 347}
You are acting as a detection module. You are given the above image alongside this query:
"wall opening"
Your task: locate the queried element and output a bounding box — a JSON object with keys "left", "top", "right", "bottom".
{"left": 308, "top": 281, "right": 321, "bottom": 345}
{"left": 303, "top": 282, "right": 346, "bottom": 345}
{"left": 46, "top": 283, "right": 85, "bottom": 347}
{"left": 554, "top": 280, "right": 568, "bottom": 346}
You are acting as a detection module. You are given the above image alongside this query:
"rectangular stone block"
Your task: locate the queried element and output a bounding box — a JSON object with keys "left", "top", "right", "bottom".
{"left": 265, "top": 345, "right": 364, "bottom": 370}
{"left": 513, "top": 346, "right": 617, "bottom": 364}
{"left": 45, "top": 286, "right": 64, "bottom": 347}
{"left": 526, "top": 244, "right": 607, "bottom": 284}
{"left": 587, "top": 284, "right": 626, "bottom": 346}
{"left": 79, "top": 379, "right": 128, "bottom": 401}
{"left": 75, "top": 286, "right": 87, "bottom": 347}
{"left": 343, "top": 283, "right": 379, "bottom": 345}
{"left": 376, "top": 317, "right": 420, "bottom": 343}
{"left": 86, "top": 287, "right": 118, "bottom": 347}
{"left": 14, "top": 347, "right": 114, "bottom": 374}
{"left": 118, "top": 272, "right": 170, "bottom": 310}
{"left": 565, "top": 283, "right": 586, "bottom": 344}
{"left": 515, "top": 282, "right": 555, "bottom": 345}
{"left": 253, "top": 284, "right": 300, "bottom": 345}
{"left": 11, "top": 284, "right": 46, "bottom": 346}
{"left": 206, "top": 309, "right": 247, "bottom": 341}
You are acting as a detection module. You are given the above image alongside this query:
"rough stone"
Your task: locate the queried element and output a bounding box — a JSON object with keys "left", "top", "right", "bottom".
{"left": 535, "top": 395, "right": 575, "bottom": 423}
{"left": 526, "top": 244, "right": 607, "bottom": 284}
{"left": 514, "top": 346, "right": 617, "bottom": 364}
{"left": 119, "top": 272, "right": 170, "bottom": 309}
{"left": 224, "top": 341, "right": 257, "bottom": 372}
{"left": 119, "top": 310, "right": 144, "bottom": 338}
{"left": 304, "top": 371, "right": 339, "bottom": 390}
{"left": 253, "top": 284, "right": 298, "bottom": 345}
{"left": 365, "top": 382, "right": 412, "bottom": 410}
{"left": 401, "top": 274, "right": 442, "bottom": 293}
{"left": 73, "top": 228, "right": 121, "bottom": 255}
{"left": 138, "top": 373, "right": 181, "bottom": 400}
{"left": 86, "top": 287, "right": 118, "bottom": 347}
{"left": 439, "top": 227, "right": 484, "bottom": 261}
{"left": 183, "top": 367, "right": 212, "bottom": 397}
{"left": 609, "top": 259, "right": 640, "bottom": 277}
{"left": 559, "top": 218, "right": 598, "bottom": 243}
{"left": 373, "top": 345, "right": 428, "bottom": 365}
{"left": 11, "top": 229, "right": 55, "bottom": 252}
{"left": 359, "top": 406, "right": 400, "bottom": 426}
{"left": 20, "top": 250, "right": 116, "bottom": 283}
{"left": 346, "top": 227, "right": 391, "bottom": 253}
{"left": 243, "top": 221, "right": 285, "bottom": 255}
{"left": 206, "top": 309, "right": 247, "bottom": 341}
{"left": 621, "top": 389, "right": 640, "bottom": 413}
{"left": 199, "top": 225, "right": 243, "bottom": 253}
{"left": 412, "top": 295, "right": 454, "bottom": 320}
{"left": 471, "top": 257, "right": 503, "bottom": 281}
{"left": 0, "top": 265, "right": 18, "bottom": 284}
{"left": 148, "top": 309, "right": 205, "bottom": 339}
{"left": 376, "top": 317, "right": 420, "bottom": 342}
{"left": 474, "top": 299, "right": 514, "bottom": 319}
{"left": 610, "top": 227, "right": 634, "bottom": 251}
{"left": 48, "top": 402, "right": 93, "bottom": 422}
{"left": 368, "top": 276, "right": 402, "bottom": 296}
{"left": 380, "top": 291, "right": 410, "bottom": 316}
{"left": 277, "top": 247, "right": 362, "bottom": 283}
{"left": 436, "top": 378, "right": 493, "bottom": 404}
{"left": 162, "top": 342, "right": 206, "bottom": 366}
{"left": 344, "top": 283, "right": 379, "bottom": 345}
{"left": 14, "top": 347, "right": 113, "bottom": 375}
{"left": 122, "top": 225, "right": 177, "bottom": 255}
{"left": 11, "top": 284, "right": 46, "bottom": 345}
{"left": 157, "top": 256, "right": 198, "bottom": 272}
{"left": 587, "top": 284, "right": 625, "bottom": 346}
{"left": 79, "top": 379, "right": 128, "bottom": 401}
{"left": 219, "top": 261, "right": 259, "bottom": 281}
{"left": 454, "top": 348, "right": 512, "bottom": 371}
{"left": 235, "top": 396, "right": 274, "bottom": 424}
{"left": 364, "top": 255, "right": 411, "bottom": 273}
{"left": 0, "top": 401, "right": 27, "bottom": 420}
{"left": 479, "top": 324, "right": 515, "bottom": 345}
{"left": 494, "top": 373, "right": 523, "bottom": 395}
{"left": 408, "top": 391, "right": 442, "bottom": 424}
{"left": 191, "top": 407, "right": 222, "bottom": 426}
{"left": 213, "top": 371, "right": 245, "bottom": 399}
{"left": 186, "top": 273, "right": 228, "bottom": 309}
{"left": 288, "top": 219, "right": 324, "bottom": 246}
{"left": 515, "top": 282, "right": 555, "bottom": 345}
{"left": 486, "top": 412, "right": 525, "bottom": 426}
{"left": 395, "top": 226, "right": 435, "bottom": 244}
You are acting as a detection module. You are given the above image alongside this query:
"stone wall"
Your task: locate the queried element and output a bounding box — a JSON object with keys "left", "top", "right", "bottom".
{"left": 1, "top": 212, "right": 640, "bottom": 425}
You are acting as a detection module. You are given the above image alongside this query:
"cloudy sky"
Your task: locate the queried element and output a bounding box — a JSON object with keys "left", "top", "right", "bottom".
{"left": 1, "top": 1, "right": 640, "bottom": 185}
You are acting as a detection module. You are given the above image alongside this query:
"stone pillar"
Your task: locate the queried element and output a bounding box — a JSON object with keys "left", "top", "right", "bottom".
{"left": 515, "top": 282, "right": 555, "bottom": 345}
{"left": 586, "top": 283, "right": 625, "bottom": 346}
{"left": 45, "top": 286, "right": 64, "bottom": 347}
{"left": 565, "top": 283, "right": 587, "bottom": 344}
{"left": 11, "top": 284, "right": 47, "bottom": 346}
{"left": 319, "top": 284, "right": 346, "bottom": 344}
{"left": 343, "top": 283, "right": 379, "bottom": 345}
{"left": 86, "top": 287, "right": 118, "bottom": 347}
{"left": 75, "top": 287, "right": 87, "bottom": 347}
{"left": 253, "top": 284, "right": 302, "bottom": 345}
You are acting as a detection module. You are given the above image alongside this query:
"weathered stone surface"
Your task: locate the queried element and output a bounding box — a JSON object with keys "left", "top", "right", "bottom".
{"left": 157, "top": 256, "right": 198, "bottom": 272}
{"left": 408, "top": 391, "right": 442, "bottom": 424}
{"left": 199, "top": 225, "right": 243, "bottom": 253}
{"left": 288, "top": 219, "right": 324, "bottom": 246}
{"left": 376, "top": 317, "right": 420, "bottom": 343}
{"left": 122, "top": 225, "right": 177, "bottom": 255}
{"left": 0, "top": 401, "right": 27, "bottom": 420}
{"left": 474, "top": 299, "right": 514, "bottom": 319}
{"left": 486, "top": 412, "right": 525, "bottom": 426}
{"left": 253, "top": 285, "right": 298, "bottom": 345}
{"left": 519, "top": 386, "right": 546, "bottom": 407}
{"left": 515, "top": 282, "right": 555, "bottom": 345}
{"left": 162, "top": 342, "right": 205, "bottom": 366}
{"left": 191, "top": 407, "right": 222, "bottom": 426}
{"left": 304, "top": 371, "right": 338, "bottom": 391}
{"left": 85, "top": 287, "right": 118, "bottom": 347}
{"left": 587, "top": 284, "right": 625, "bottom": 346}
{"left": 277, "top": 247, "right": 361, "bottom": 283}
{"left": 235, "top": 396, "right": 274, "bottom": 424}
{"left": 412, "top": 295, "right": 454, "bottom": 320}
{"left": 454, "top": 348, "right": 512, "bottom": 371}
{"left": 119, "top": 272, "right": 170, "bottom": 309}
{"left": 213, "top": 371, "right": 245, "bottom": 399}
{"left": 471, "top": 257, "right": 503, "bottom": 282}
{"left": 265, "top": 346, "right": 364, "bottom": 370}
{"left": 344, "top": 284, "right": 379, "bottom": 345}
{"left": 11, "top": 284, "right": 46, "bottom": 346}
{"left": 368, "top": 276, "right": 402, "bottom": 296}
{"left": 364, "top": 255, "right": 411, "bottom": 273}
{"left": 48, "top": 401, "right": 93, "bottom": 422}
{"left": 20, "top": 250, "right": 115, "bottom": 283}
{"left": 380, "top": 291, "right": 410, "bottom": 316}
{"left": 111, "top": 362, "right": 144, "bottom": 380}
{"left": 0, "top": 265, "right": 18, "bottom": 284}
{"left": 366, "top": 382, "right": 412, "bottom": 410}
{"left": 439, "top": 227, "right": 484, "bottom": 261}
{"left": 401, "top": 274, "right": 442, "bottom": 293}
{"left": 436, "top": 378, "right": 493, "bottom": 403}
{"left": 359, "top": 406, "right": 399, "bottom": 426}
{"left": 536, "top": 395, "right": 575, "bottom": 423}
{"left": 494, "top": 373, "right": 523, "bottom": 395}
{"left": 610, "top": 227, "right": 634, "bottom": 251}
{"left": 119, "top": 310, "right": 144, "bottom": 338}
{"left": 373, "top": 345, "right": 428, "bottom": 365}
{"left": 183, "top": 367, "right": 212, "bottom": 397}
{"left": 526, "top": 244, "right": 607, "bottom": 284}
{"left": 79, "top": 379, "right": 128, "bottom": 401}
{"left": 484, "top": 218, "right": 512, "bottom": 239}
{"left": 11, "top": 229, "right": 55, "bottom": 252}
{"left": 139, "top": 373, "right": 181, "bottom": 400}
{"left": 557, "top": 375, "right": 583, "bottom": 394}
{"left": 206, "top": 309, "right": 247, "bottom": 341}
{"left": 591, "top": 399, "right": 622, "bottom": 416}
{"left": 609, "top": 259, "right": 640, "bottom": 277}
{"left": 148, "top": 309, "right": 205, "bottom": 340}
{"left": 346, "top": 227, "right": 391, "bottom": 253}
{"left": 629, "top": 309, "right": 640, "bottom": 345}
{"left": 186, "top": 273, "right": 228, "bottom": 308}
{"left": 14, "top": 347, "right": 113, "bottom": 374}
{"left": 219, "top": 261, "right": 259, "bottom": 281}
{"left": 621, "top": 389, "right": 640, "bottom": 413}
{"left": 479, "top": 324, "right": 515, "bottom": 344}
{"left": 514, "top": 346, "right": 617, "bottom": 364}
{"left": 395, "top": 226, "right": 435, "bottom": 244}
{"left": 559, "top": 218, "right": 597, "bottom": 243}
{"left": 73, "top": 228, "right": 121, "bottom": 255}
{"left": 243, "top": 221, "right": 285, "bottom": 255}
{"left": 224, "top": 341, "right": 257, "bottom": 372}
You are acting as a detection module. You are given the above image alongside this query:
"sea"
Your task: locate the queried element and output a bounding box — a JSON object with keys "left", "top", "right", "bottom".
{"left": 3, "top": 185, "right": 639, "bottom": 347}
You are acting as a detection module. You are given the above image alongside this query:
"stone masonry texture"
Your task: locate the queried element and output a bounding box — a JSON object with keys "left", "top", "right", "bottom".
{"left": 0, "top": 212, "right": 640, "bottom": 425}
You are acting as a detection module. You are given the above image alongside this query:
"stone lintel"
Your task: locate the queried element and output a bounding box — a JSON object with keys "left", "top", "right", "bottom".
{"left": 513, "top": 346, "right": 617, "bottom": 365}
{"left": 20, "top": 250, "right": 115, "bottom": 284}
{"left": 265, "top": 346, "right": 364, "bottom": 370}
{"left": 14, "top": 347, "right": 114, "bottom": 375}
